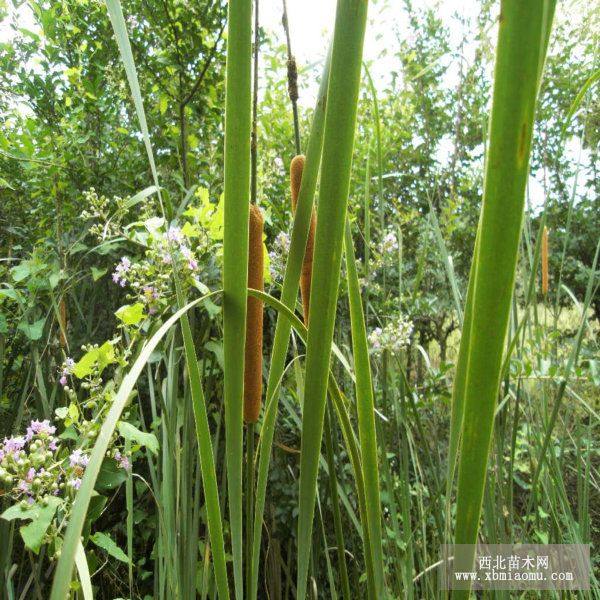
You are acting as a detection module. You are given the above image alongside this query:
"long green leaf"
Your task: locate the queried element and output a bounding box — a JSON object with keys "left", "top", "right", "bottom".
{"left": 104, "top": 0, "right": 161, "bottom": 199}
{"left": 343, "top": 217, "right": 385, "bottom": 596}
{"left": 451, "top": 0, "right": 556, "bottom": 590}
{"left": 176, "top": 283, "right": 231, "bottom": 600}
{"left": 249, "top": 289, "right": 374, "bottom": 597}
{"left": 74, "top": 541, "right": 93, "bottom": 600}
{"left": 297, "top": 1, "right": 368, "bottom": 597}
{"left": 223, "top": 1, "right": 253, "bottom": 597}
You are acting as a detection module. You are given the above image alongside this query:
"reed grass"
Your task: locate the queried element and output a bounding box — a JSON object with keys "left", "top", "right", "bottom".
{"left": 343, "top": 217, "right": 385, "bottom": 596}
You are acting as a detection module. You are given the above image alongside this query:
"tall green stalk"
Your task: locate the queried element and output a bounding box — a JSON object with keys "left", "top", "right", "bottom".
{"left": 296, "top": 1, "right": 368, "bottom": 597}
{"left": 450, "top": 0, "right": 556, "bottom": 590}
{"left": 223, "top": 1, "right": 253, "bottom": 597}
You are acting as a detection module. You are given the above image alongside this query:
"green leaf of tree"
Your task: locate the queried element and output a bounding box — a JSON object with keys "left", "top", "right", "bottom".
{"left": 1, "top": 497, "right": 61, "bottom": 554}
{"left": 17, "top": 318, "right": 45, "bottom": 340}
{"left": 118, "top": 421, "right": 159, "bottom": 455}
{"left": 72, "top": 341, "right": 116, "bottom": 378}
{"left": 90, "top": 532, "right": 129, "bottom": 563}
{"left": 115, "top": 303, "right": 145, "bottom": 326}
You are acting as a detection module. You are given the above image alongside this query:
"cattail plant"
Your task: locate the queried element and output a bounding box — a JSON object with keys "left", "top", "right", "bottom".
{"left": 542, "top": 224, "right": 549, "bottom": 295}
{"left": 244, "top": 204, "right": 265, "bottom": 423}
{"left": 249, "top": 47, "right": 331, "bottom": 600}
{"left": 290, "top": 154, "right": 316, "bottom": 323}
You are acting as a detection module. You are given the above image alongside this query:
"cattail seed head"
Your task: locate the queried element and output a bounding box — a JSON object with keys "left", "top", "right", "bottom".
{"left": 290, "top": 154, "right": 315, "bottom": 325}
{"left": 290, "top": 154, "right": 305, "bottom": 211}
{"left": 541, "top": 225, "right": 549, "bottom": 295}
{"left": 244, "top": 204, "right": 265, "bottom": 423}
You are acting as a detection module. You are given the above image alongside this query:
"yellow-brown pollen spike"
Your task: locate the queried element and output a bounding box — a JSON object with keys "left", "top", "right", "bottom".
{"left": 290, "top": 154, "right": 315, "bottom": 325}
{"left": 243, "top": 204, "right": 265, "bottom": 423}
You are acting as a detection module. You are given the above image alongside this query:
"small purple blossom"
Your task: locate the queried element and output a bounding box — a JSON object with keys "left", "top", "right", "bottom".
{"left": 68, "top": 477, "right": 82, "bottom": 490}
{"left": 49, "top": 438, "right": 58, "bottom": 452}
{"left": 26, "top": 467, "right": 36, "bottom": 482}
{"left": 112, "top": 257, "right": 132, "bottom": 286}
{"left": 59, "top": 358, "right": 75, "bottom": 384}
{"left": 27, "top": 419, "right": 57, "bottom": 440}
{"left": 115, "top": 451, "right": 131, "bottom": 471}
{"left": 166, "top": 226, "right": 183, "bottom": 244}
{"left": 2, "top": 436, "right": 26, "bottom": 457}
{"left": 69, "top": 449, "right": 89, "bottom": 468}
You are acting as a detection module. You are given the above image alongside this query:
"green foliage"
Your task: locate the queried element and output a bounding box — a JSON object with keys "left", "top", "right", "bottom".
{"left": 1, "top": 496, "right": 61, "bottom": 554}
{"left": 90, "top": 531, "right": 129, "bottom": 563}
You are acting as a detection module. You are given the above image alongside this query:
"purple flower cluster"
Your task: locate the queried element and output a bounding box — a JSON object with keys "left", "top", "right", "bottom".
{"left": 26, "top": 419, "right": 56, "bottom": 440}
{"left": 114, "top": 450, "right": 131, "bottom": 471}
{"left": 166, "top": 225, "right": 183, "bottom": 244}
{"left": 59, "top": 357, "right": 75, "bottom": 387}
{"left": 69, "top": 448, "right": 90, "bottom": 468}
{"left": 112, "top": 256, "right": 131, "bottom": 287}
{"left": 0, "top": 436, "right": 26, "bottom": 461}
{"left": 0, "top": 420, "right": 63, "bottom": 503}
{"left": 0, "top": 419, "right": 91, "bottom": 504}
{"left": 161, "top": 226, "right": 199, "bottom": 272}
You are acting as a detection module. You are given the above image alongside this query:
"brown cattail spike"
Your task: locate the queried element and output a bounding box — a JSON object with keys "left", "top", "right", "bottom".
{"left": 541, "top": 225, "right": 549, "bottom": 295}
{"left": 290, "top": 155, "right": 316, "bottom": 325}
{"left": 244, "top": 204, "right": 265, "bottom": 423}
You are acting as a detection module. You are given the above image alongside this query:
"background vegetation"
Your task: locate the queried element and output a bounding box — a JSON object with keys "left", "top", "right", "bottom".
{"left": 0, "top": 0, "right": 598, "bottom": 597}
